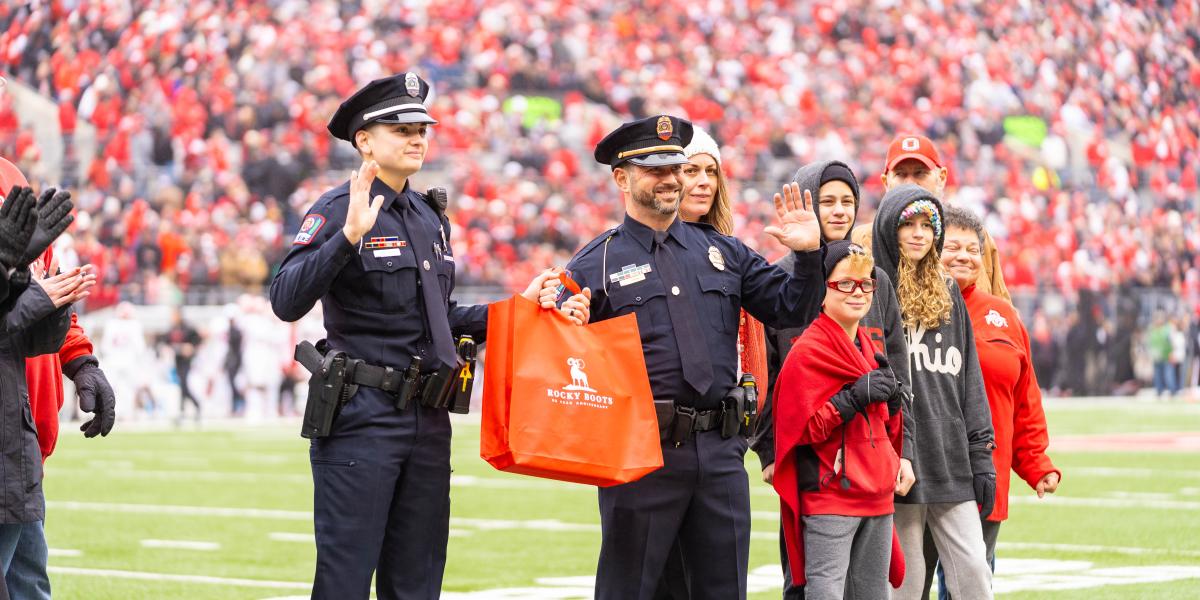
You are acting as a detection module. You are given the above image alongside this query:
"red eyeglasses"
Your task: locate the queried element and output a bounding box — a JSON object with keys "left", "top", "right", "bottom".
{"left": 826, "top": 278, "right": 877, "bottom": 294}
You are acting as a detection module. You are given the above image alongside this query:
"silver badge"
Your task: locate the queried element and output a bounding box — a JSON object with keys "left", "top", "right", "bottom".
{"left": 708, "top": 246, "right": 725, "bottom": 271}
{"left": 405, "top": 72, "right": 421, "bottom": 97}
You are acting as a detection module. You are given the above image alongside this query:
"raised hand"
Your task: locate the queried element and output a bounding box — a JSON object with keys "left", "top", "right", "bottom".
{"left": 0, "top": 186, "right": 38, "bottom": 269}
{"left": 342, "top": 160, "right": 385, "bottom": 245}
{"left": 764, "top": 183, "right": 821, "bottom": 252}
{"left": 20, "top": 187, "right": 75, "bottom": 267}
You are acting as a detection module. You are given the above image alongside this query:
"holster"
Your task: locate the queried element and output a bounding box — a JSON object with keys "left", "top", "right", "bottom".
{"left": 719, "top": 373, "right": 759, "bottom": 439}
{"left": 295, "top": 340, "right": 357, "bottom": 439}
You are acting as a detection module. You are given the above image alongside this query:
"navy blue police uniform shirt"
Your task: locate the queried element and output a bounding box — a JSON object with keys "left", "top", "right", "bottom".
{"left": 270, "top": 177, "right": 487, "bottom": 373}
{"left": 566, "top": 214, "right": 822, "bottom": 410}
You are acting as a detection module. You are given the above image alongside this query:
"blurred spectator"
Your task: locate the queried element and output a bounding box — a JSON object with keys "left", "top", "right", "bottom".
{"left": 1147, "top": 313, "right": 1177, "bottom": 397}
{"left": 160, "top": 308, "right": 201, "bottom": 424}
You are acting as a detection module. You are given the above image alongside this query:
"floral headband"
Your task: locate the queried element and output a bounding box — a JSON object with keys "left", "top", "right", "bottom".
{"left": 898, "top": 200, "right": 942, "bottom": 239}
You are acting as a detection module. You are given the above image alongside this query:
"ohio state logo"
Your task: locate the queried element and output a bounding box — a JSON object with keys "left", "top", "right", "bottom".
{"left": 902, "top": 137, "right": 921, "bottom": 151}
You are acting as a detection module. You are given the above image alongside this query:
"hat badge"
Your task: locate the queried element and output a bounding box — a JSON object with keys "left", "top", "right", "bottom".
{"left": 901, "top": 137, "right": 920, "bottom": 151}
{"left": 404, "top": 72, "right": 421, "bottom": 97}
{"left": 656, "top": 116, "right": 673, "bottom": 141}
{"left": 708, "top": 245, "right": 725, "bottom": 271}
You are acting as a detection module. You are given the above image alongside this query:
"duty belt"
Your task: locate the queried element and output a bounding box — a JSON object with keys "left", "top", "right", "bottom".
{"left": 654, "top": 373, "right": 759, "bottom": 447}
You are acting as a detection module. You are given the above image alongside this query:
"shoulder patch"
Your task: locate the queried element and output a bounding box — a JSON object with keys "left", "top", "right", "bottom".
{"left": 293, "top": 214, "right": 326, "bottom": 246}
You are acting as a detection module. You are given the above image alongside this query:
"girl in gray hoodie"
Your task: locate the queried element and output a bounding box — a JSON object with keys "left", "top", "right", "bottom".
{"left": 871, "top": 184, "right": 996, "bottom": 600}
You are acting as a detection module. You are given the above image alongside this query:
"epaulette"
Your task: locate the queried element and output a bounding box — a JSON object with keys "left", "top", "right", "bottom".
{"left": 573, "top": 227, "right": 620, "bottom": 259}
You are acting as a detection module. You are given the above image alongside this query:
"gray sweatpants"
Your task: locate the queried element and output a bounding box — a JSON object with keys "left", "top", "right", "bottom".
{"left": 802, "top": 514, "right": 893, "bottom": 600}
{"left": 892, "top": 502, "right": 992, "bottom": 600}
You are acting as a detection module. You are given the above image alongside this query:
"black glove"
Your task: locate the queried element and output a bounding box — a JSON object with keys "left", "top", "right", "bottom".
{"left": 0, "top": 186, "right": 39, "bottom": 270}
{"left": 19, "top": 187, "right": 74, "bottom": 268}
{"left": 851, "top": 363, "right": 897, "bottom": 405}
{"left": 829, "top": 385, "right": 866, "bottom": 423}
{"left": 973, "top": 472, "right": 997, "bottom": 519}
{"left": 875, "top": 353, "right": 904, "bottom": 416}
{"left": 65, "top": 355, "right": 116, "bottom": 438}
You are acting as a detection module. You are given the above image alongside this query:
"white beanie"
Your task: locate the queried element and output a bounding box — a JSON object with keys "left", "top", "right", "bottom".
{"left": 684, "top": 126, "right": 721, "bottom": 165}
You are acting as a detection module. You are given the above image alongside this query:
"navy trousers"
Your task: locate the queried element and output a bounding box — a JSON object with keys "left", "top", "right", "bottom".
{"left": 309, "top": 387, "right": 452, "bottom": 600}
{"left": 596, "top": 430, "right": 751, "bottom": 600}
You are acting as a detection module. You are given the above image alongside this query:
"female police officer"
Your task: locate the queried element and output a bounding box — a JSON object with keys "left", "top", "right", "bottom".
{"left": 270, "top": 73, "right": 587, "bottom": 600}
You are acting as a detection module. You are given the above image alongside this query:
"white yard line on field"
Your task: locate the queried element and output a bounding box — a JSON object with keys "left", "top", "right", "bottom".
{"left": 47, "top": 501, "right": 311, "bottom": 521}
{"left": 140, "top": 539, "right": 221, "bottom": 551}
{"left": 1008, "top": 495, "right": 1200, "bottom": 510}
{"left": 998, "top": 542, "right": 1200, "bottom": 558}
{"left": 46, "top": 566, "right": 310, "bottom": 590}
{"left": 47, "top": 548, "right": 81, "bottom": 557}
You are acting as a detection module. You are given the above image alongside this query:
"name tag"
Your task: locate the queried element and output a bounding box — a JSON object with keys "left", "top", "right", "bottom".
{"left": 373, "top": 248, "right": 402, "bottom": 258}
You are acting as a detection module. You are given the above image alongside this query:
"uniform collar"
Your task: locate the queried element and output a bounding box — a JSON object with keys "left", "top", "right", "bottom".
{"left": 621, "top": 213, "right": 689, "bottom": 252}
{"left": 369, "top": 177, "right": 411, "bottom": 212}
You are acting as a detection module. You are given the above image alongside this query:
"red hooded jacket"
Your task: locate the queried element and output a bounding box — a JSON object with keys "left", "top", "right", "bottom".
{"left": 962, "top": 285, "right": 1059, "bottom": 521}
{"left": 26, "top": 247, "right": 95, "bottom": 461}
{"left": 773, "top": 313, "right": 905, "bottom": 587}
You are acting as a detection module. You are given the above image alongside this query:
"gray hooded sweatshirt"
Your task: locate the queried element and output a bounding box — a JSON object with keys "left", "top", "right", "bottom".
{"left": 752, "top": 160, "right": 914, "bottom": 469}
{"left": 871, "top": 184, "right": 994, "bottom": 505}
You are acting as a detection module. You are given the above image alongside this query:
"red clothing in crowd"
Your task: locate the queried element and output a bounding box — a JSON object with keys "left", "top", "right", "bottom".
{"left": 962, "top": 285, "right": 1060, "bottom": 521}
{"left": 773, "top": 313, "right": 905, "bottom": 587}
{"left": 25, "top": 247, "right": 96, "bottom": 461}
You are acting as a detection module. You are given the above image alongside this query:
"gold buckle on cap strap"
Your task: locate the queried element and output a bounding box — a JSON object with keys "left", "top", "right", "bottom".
{"left": 617, "top": 145, "right": 684, "bottom": 160}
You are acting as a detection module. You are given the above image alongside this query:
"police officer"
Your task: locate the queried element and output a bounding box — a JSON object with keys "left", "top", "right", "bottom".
{"left": 564, "top": 115, "right": 825, "bottom": 600}
{"left": 269, "top": 73, "right": 585, "bottom": 600}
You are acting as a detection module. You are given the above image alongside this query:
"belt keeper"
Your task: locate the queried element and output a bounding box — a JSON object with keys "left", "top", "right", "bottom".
{"left": 380, "top": 366, "right": 395, "bottom": 391}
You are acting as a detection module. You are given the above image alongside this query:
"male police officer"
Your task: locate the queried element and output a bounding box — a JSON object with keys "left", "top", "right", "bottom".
{"left": 564, "top": 115, "right": 825, "bottom": 599}
{"left": 270, "top": 73, "right": 585, "bottom": 600}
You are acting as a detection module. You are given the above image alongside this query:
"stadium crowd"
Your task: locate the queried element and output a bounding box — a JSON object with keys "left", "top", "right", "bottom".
{"left": 2, "top": 0, "right": 1198, "bottom": 398}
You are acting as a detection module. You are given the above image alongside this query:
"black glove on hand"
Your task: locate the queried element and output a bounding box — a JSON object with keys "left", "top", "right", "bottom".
{"left": 829, "top": 385, "right": 866, "bottom": 424}
{"left": 0, "top": 186, "right": 39, "bottom": 270}
{"left": 19, "top": 187, "right": 74, "bottom": 268}
{"left": 875, "top": 353, "right": 904, "bottom": 416}
{"left": 973, "top": 472, "right": 997, "bottom": 519}
{"left": 851, "top": 364, "right": 897, "bottom": 406}
{"left": 65, "top": 355, "right": 116, "bottom": 438}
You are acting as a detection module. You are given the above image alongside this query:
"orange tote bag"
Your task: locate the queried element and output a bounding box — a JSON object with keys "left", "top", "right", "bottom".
{"left": 481, "top": 281, "right": 662, "bottom": 487}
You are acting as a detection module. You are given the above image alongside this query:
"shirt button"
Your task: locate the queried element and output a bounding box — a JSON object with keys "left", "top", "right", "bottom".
{"left": 423, "top": 260, "right": 431, "bottom": 270}
{"left": 671, "top": 286, "right": 680, "bottom": 296}
{"left": 635, "top": 296, "right": 642, "bottom": 302}
{"left": 386, "top": 261, "right": 393, "bottom": 267}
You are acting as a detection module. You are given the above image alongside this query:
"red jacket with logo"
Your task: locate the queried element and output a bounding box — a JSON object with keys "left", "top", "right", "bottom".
{"left": 962, "top": 285, "right": 1059, "bottom": 521}
{"left": 773, "top": 313, "right": 904, "bottom": 587}
{"left": 25, "top": 247, "right": 95, "bottom": 461}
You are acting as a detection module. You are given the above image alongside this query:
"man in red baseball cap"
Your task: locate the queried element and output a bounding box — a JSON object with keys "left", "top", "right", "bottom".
{"left": 0, "top": 157, "right": 113, "bottom": 600}
{"left": 852, "top": 134, "right": 1010, "bottom": 301}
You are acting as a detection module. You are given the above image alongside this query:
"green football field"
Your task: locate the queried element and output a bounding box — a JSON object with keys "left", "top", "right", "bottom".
{"left": 41, "top": 400, "right": 1200, "bottom": 599}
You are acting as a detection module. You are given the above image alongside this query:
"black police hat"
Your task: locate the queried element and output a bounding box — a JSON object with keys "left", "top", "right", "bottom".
{"left": 594, "top": 115, "right": 694, "bottom": 168}
{"left": 327, "top": 72, "right": 439, "bottom": 144}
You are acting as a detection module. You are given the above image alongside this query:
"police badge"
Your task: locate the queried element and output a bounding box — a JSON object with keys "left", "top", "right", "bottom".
{"left": 708, "top": 246, "right": 725, "bottom": 271}
{"left": 405, "top": 72, "right": 421, "bottom": 97}
{"left": 656, "top": 116, "right": 673, "bottom": 141}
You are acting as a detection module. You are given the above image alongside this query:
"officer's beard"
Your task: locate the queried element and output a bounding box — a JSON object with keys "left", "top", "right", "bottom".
{"left": 631, "top": 183, "right": 681, "bottom": 217}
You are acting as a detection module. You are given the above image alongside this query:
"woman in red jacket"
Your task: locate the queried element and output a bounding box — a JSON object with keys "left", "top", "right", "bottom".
{"left": 939, "top": 206, "right": 1061, "bottom": 593}
{"left": 773, "top": 240, "right": 905, "bottom": 599}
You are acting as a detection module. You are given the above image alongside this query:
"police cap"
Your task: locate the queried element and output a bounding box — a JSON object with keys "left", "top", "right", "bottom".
{"left": 594, "top": 115, "right": 694, "bottom": 168}
{"left": 327, "top": 72, "right": 438, "bottom": 144}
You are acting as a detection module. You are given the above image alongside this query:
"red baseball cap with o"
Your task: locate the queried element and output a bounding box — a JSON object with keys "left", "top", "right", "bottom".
{"left": 0, "top": 157, "right": 29, "bottom": 201}
{"left": 884, "top": 134, "right": 942, "bottom": 173}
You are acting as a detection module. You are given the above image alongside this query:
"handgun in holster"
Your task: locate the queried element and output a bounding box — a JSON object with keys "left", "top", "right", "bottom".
{"left": 295, "top": 340, "right": 358, "bottom": 439}
{"left": 393, "top": 356, "right": 423, "bottom": 411}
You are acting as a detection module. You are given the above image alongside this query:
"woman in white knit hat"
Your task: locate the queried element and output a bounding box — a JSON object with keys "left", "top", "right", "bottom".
{"left": 655, "top": 126, "right": 770, "bottom": 599}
